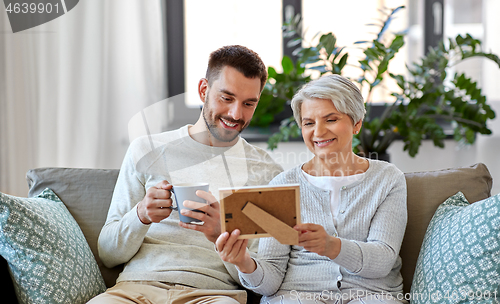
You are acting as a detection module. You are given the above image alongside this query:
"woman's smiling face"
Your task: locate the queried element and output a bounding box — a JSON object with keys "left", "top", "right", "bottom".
{"left": 300, "top": 98, "right": 361, "bottom": 159}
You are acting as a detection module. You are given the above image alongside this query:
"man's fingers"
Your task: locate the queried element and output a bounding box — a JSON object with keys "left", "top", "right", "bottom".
{"left": 183, "top": 200, "right": 219, "bottom": 218}
{"left": 147, "top": 187, "right": 171, "bottom": 200}
{"left": 181, "top": 190, "right": 220, "bottom": 217}
{"left": 234, "top": 238, "right": 248, "bottom": 258}
{"left": 147, "top": 180, "right": 172, "bottom": 200}
{"left": 215, "top": 232, "right": 230, "bottom": 252}
{"left": 178, "top": 193, "right": 221, "bottom": 243}
{"left": 218, "top": 230, "right": 245, "bottom": 261}
{"left": 155, "top": 180, "right": 172, "bottom": 189}
{"left": 183, "top": 200, "right": 207, "bottom": 210}
{"left": 151, "top": 199, "right": 173, "bottom": 209}
{"left": 224, "top": 230, "right": 241, "bottom": 250}
{"left": 148, "top": 207, "right": 173, "bottom": 223}
{"left": 180, "top": 208, "right": 205, "bottom": 221}
{"left": 179, "top": 221, "right": 203, "bottom": 231}
{"left": 195, "top": 190, "right": 218, "bottom": 205}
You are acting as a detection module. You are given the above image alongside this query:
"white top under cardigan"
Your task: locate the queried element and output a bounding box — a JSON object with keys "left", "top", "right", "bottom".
{"left": 302, "top": 170, "right": 365, "bottom": 227}
{"left": 239, "top": 159, "right": 407, "bottom": 300}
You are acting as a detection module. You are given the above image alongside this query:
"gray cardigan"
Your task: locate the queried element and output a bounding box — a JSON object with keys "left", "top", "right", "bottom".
{"left": 240, "top": 159, "right": 407, "bottom": 299}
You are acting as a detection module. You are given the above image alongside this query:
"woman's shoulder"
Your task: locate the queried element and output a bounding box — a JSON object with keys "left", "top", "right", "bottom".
{"left": 270, "top": 165, "right": 302, "bottom": 185}
{"left": 366, "top": 159, "right": 405, "bottom": 179}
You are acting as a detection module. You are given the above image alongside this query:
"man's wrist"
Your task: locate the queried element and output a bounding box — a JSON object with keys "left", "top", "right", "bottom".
{"left": 236, "top": 257, "right": 257, "bottom": 274}
{"left": 136, "top": 202, "right": 151, "bottom": 225}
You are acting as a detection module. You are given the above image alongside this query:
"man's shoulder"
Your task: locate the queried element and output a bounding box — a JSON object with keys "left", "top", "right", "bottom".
{"left": 128, "top": 127, "right": 190, "bottom": 157}
{"left": 239, "top": 139, "right": 270, "bottom": 158}
{"left": 237, "top": 140, "right": 284, "bottom": 184}
{"left": 241, "top": 141, "right": 282, "bottom": 167}
{"left": 130, "top": 127, "right": 185, "bottom": 148}
{"left": 126, "top": 127, "right": 187, "bottom": 167}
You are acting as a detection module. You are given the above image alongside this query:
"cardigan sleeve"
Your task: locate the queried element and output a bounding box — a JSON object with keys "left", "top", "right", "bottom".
{"left": 333, "top": 169, "right": 407, "bottom": 278}
{"left": 239, "top": 236, "right": 291, "bottom": 296}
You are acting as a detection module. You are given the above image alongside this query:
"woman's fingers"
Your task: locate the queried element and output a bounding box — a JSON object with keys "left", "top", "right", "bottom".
{"left": 294, "top": 223, "right": 321, "bottom": 232}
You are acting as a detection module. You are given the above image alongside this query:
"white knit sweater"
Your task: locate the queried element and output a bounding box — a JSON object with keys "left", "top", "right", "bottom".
{"left": 98, "top": 125, "right": 283, "bottom": 290}
{"left": 240, "top": 159, "right": 407, "bottom": 299}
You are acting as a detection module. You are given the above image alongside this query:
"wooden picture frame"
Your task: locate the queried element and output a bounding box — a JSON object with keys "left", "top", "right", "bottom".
{"left": 219, "top": 184, "right": 301, "bottom": 241}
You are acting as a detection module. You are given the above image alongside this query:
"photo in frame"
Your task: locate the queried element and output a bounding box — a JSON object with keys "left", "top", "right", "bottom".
{"left": 219, "top": 184, "right": 301, "bottom": 245}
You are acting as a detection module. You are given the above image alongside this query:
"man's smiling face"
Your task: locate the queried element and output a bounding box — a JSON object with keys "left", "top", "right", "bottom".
{"left": 201, "top": 66, "right": 261, "bottom": 145}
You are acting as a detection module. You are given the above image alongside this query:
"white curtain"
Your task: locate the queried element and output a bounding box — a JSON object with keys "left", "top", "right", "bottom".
{"left": 0, "top": 0, "right": 166, "bottom": 196}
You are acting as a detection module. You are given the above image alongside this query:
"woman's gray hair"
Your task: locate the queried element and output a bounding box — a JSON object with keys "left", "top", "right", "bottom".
{"left": 290, "top": 74, "right": 366, "bottom": 126}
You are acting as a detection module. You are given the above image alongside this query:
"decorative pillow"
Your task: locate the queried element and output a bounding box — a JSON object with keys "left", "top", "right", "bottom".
{"left": 411, "top": 192, "right": 500, "bottom": 304}
{"left": 0, "top": 189, "right": 106, "bottom": 304}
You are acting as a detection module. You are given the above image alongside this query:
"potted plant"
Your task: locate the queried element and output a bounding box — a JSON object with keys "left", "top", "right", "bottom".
{"left": 254, "top": 6, "right": 500, "bottom": 160}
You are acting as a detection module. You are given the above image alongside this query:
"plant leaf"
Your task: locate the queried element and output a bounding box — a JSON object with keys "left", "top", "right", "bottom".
{"left": 282, "top": 56, "right": 294, "bottom": 75}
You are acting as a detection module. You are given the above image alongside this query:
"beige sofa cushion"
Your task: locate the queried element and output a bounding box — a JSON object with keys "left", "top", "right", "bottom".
{"left": 26, "top": 167, "right": 122, "bottom": 288}
{"left": 401, "top": 163, "right": 493, "bottom": 294}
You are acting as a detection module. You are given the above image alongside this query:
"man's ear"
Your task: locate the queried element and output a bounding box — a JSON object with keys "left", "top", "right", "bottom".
{"left": 198, "top": 78, "right": 209, "bottom": 104}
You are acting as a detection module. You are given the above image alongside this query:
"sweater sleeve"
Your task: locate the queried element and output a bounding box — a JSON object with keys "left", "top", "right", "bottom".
{"left": 333, "top": 169, "right": 407, "bottom": 278}
{"left": 221, "top": 238, "right": 259, "bottom": 286}
{"left": 98, "top": 140, "right": 152, "bottom": 268}
{"left": 238, "top": 174, "right": 293, "bottom": 296}
{"left": 222, "top": 152, "right": 283, "bottom": 286}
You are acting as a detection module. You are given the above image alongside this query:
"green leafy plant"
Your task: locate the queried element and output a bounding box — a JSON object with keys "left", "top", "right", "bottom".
{"left": 250, "top": 55, "right": 308, "bottom": 127}
{"left": 255, "top": 6, "right": 500, "bottom": 158}
{"left": 383, "top": 34, "right": 498, "bottom": 156}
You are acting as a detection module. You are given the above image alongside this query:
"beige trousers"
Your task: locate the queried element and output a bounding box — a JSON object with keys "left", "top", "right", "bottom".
{"left": 86, "top": 281, "right": 247, "bottom": 304}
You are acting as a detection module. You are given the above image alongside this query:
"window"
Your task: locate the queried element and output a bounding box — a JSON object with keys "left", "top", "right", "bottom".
{"left": 183, "top": 0, "right": 283, "bottom": 107}
{"left": 167, "top": 0, "right": 500, "bottom": 109}
{"left": 301, "top": 0, "right": 410, "bottom": 103}
{"left": 445, "top": 0, "right": 484, "bottom": 87}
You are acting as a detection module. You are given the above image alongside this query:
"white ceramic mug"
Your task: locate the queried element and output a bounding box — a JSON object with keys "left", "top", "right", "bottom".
{"left": 171, "top": 183, "right": 209, "bottom": 223}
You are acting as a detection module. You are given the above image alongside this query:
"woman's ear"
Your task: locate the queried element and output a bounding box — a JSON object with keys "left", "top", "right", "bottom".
{"left": 198, "top": 78, "right": 209, "bottom": 103}
{"left": 354, "top": 119, "right": 362, "bottom": 134}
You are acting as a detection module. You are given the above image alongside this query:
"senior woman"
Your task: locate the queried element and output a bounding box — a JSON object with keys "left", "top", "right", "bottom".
{"left": 216, "top": 74, "right": 407, "bottom": 304}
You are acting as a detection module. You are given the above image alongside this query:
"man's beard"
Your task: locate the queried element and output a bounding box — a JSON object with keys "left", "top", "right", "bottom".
{"left": 202, "top": 97, "right": 249, "bottom": 143}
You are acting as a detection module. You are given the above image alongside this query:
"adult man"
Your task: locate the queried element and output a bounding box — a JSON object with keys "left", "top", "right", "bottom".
{"left": 89, "top": 45, "right": 283, "bottom": 304}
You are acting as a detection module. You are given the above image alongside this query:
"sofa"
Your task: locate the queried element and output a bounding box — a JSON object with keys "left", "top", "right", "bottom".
{"left": 0, "top": 163, "right": 496, "bottom": 303}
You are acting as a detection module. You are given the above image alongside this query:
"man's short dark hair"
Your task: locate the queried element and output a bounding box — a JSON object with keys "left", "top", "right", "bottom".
{"left": 206, "top": 45, "right": 268, "bottom": 92}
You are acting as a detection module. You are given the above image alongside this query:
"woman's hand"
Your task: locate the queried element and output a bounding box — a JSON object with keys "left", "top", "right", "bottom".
{"left": 215, "top": 229, "right": 256, "bottom": 274}
{"left": 294, "top": 223, "right": 341, "bottom": 260}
